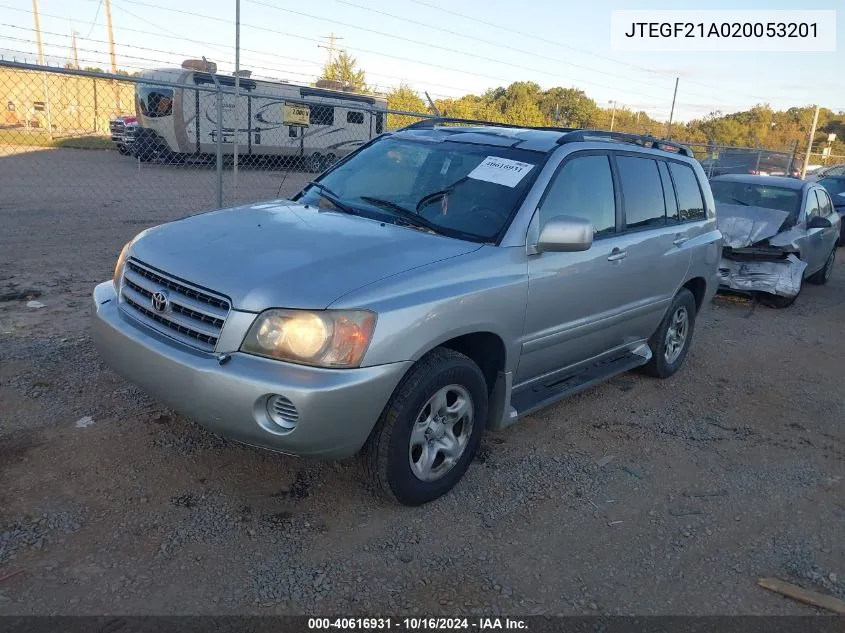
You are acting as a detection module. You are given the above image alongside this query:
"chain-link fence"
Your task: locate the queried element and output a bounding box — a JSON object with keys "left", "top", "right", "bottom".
{"left": 0, "top": 61, "right": 431, "bottom": 220}
{"left": 684, "top": 142, "right": 800, "bottom": 179}
{"left": 3, "top": 60, "right": 815, "bottom": 231}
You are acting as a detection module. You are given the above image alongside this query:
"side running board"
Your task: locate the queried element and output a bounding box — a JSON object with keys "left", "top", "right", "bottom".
{"left": 511, "top": 345, "right": 651, "bottom": 418}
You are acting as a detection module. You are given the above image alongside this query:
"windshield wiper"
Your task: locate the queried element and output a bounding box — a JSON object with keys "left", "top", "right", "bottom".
{"left": 306, "top": 181, "right": 359, "bottom": 215}
{"left": 415, "top": 176, "right": 471, "bottom": 213}
{"left": 359, "top": 196, "right": 447, "bottom": 236}
{"left": 729, "top": 197, "right": 750, "bottom": 206}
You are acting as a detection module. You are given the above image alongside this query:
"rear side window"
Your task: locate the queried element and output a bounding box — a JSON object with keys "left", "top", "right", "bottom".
{"left": 616, "top": 155, "right": 666, "bottom": 229}
{"left": 539, "top": 154, "right": 616, "bottom": 236}
{"left": 816, "top": 189, "right": 834, "bottom": 217}
{"left": 346, "top": 111, "right": 364, "bottom": 124}
{"left": 658, "top": 161, "right": 679, "bottom": 222}
{"left": 668, "top": 163, "right": 705, "bottom": 221}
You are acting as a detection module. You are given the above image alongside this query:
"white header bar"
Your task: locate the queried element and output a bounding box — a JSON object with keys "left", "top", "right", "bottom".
{"left": 610, "top": 10, "right": 837, "bottom": 52}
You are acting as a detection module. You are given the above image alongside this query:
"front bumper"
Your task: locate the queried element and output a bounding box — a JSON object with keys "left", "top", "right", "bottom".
{"left": 91, "top": 282, "right": 411, "bottom": 458}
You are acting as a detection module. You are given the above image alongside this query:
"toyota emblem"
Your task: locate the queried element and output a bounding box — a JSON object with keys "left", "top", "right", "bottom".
{"left": 150, "top": 290, "right": 169, "bottom": 312}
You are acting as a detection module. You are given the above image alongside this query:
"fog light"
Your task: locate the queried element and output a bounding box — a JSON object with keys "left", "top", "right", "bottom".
{"left": 266, "top": 394, "right": 299, "bottom": 431}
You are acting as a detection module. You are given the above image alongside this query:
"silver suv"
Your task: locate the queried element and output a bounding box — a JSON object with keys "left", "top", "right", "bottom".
{"left": 92, "top": 119, "right": 722, "bottom": 506}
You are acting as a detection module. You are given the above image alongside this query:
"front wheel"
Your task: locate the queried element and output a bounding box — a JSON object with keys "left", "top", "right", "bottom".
{"left": 639, "top": 288, "right": 697, "bottom": 378}
{"left": 807, "top": 248, "right": 835, "bottom": 285}
{"left": 362, "top": 348, "right": 488, "bottom": 506}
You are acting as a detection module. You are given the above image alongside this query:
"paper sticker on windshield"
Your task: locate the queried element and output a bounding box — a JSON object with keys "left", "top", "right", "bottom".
{"left": 467, "top": 156, "right": 534, "bottom": 188}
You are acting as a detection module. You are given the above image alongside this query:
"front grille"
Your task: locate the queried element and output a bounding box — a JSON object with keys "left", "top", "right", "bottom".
{"left": 119, "top": 259, "right": 230, "bottom": 352}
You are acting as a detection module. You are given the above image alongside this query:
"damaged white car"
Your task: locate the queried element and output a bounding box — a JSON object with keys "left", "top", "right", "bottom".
{"left": 711, "top": 174, "right": 840, "bottom": 308}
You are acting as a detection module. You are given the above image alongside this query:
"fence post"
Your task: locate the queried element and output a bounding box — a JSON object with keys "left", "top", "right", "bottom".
{"left": 754, "top": 149, "right": 762, "bottom": 174}
{"left": 93, "top": 78, "right": 98, "bottom": 133}
{"left": 204, "top": 57, "right": 224, "bottom": 209}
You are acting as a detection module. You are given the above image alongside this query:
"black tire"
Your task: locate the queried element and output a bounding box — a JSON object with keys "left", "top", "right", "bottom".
{"left": 639, "top": 288, "right": 697, "bottom": 378}
{"left": 322, "top": 153, "right": 337, "bottom": 171}
{"left": 362, "top": 348, "right": 488, "bottom": 506}
{"left": 807, "top": 248, "right": 835, "bottom": 285}
{"left": 117, "top": 144, "right": 131, "bottom": 155}
{"left": 306, "top": 153, "right": 323, "bottom": 173}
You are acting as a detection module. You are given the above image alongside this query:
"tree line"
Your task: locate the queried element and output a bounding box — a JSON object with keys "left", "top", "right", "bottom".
{"left": 321, "top": 51, "right": 845, "bottom": 158}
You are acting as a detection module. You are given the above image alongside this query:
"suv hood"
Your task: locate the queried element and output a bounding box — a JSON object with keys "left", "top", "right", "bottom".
{"left": 129, "top": 200, "right": 482, "bottom": 311}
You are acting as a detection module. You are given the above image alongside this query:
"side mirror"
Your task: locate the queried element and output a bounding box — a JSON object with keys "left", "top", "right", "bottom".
{"left": 807, "top": 215, "right": 831, "bottom": 229}
{"left": 537, "top": 215, "right": 594, "bottom": 253}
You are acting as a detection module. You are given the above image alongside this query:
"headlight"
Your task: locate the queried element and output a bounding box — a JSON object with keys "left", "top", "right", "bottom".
{"left": 241, "top": 309, "right": 376, "bottom": 368}
{"left": 113, "top": 241, "right": 131, "bottom": 290}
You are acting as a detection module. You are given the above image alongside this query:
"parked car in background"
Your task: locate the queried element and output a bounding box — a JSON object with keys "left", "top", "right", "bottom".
{"left": 92, "top": 121, "right": 721, "bottom": 505}
{"left": 806, "top": 163, "right": 845, "bottom": 182}
{"left": 816, "top": 176, "right": 845, "bottom": 244}
{"left": 712, "top": 174, "right": 839, "bottom": 308}
{"left": 109, "top": 115, "right": 138, "bottom": 155}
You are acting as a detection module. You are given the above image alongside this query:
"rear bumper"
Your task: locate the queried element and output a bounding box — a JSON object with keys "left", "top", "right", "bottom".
{"left": 91, "top": 282, "right": 411, "bottom": 458}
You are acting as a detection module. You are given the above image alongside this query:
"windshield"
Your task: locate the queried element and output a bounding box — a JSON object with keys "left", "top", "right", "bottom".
{"left": 137, "top": 87, "right": 173, "bottom": 118}
{"left": 710, "top": 180, "right": 801, "bottom": 215}
{"left": 818, "top": 178, "right": 845, "bottom": 200}
{"left": 295, "top": 136, "right": 544, "bottom": 242}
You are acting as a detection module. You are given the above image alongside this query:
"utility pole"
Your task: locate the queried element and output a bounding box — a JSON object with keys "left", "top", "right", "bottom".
{"left": 801, "top": 105, "right": 820, "bottom": 179}
{"left": 233, "top": 0, "right": 240, "bottom": 201}
{"left": 71, "top": 30, "right": 79, "bottom": 69}
{"left": 666, "top": 77, "right": 679, "bottom": 139}
{"left": 608, "top": 100, "right": 616, "bottom": 132}
{"left": 103, "top": 0, "right": 120, "bottom": 114}
{"left": 104, "top": 0, "right": 118, "bottom": 74}
{"left": 32, "top": 0, "right": 52, "bottom": 137}
{"left": 318, "top": 33, "right": 343, "bottom": 68}
{"left": 32, "top": 0, "right": 45, "bottom": 65}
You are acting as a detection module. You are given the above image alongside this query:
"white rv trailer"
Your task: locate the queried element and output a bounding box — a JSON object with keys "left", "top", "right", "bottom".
{"left": 128, "top": 61, "right": 387, "bottom": 170}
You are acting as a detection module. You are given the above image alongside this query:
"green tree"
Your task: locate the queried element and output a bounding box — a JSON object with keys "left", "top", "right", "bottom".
{"left": 539, "top": 87, "right": 596, "bottom": 128}
{"left": 319, "top": 51, "right": 367, "bottom": 93}
{"left": 386, "top": 83, "right": 428, "bottom": 129}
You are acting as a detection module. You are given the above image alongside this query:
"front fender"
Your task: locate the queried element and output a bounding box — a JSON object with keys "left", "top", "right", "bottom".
{"left": 330, "top": 246, "right": 528, "bottom": 373}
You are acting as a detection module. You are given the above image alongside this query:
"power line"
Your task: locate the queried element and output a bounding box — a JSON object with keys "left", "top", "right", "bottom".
{"left": 0, "top": 18, "right": 481, "bottom": 98}
{"left": 0, "top": 1, "right": 673, "bottom": 113}
{"left": 92, "top": 0, "right": 675, "bottom": 104}
{"left": 245, "top": 0, "right": 673, "bottom": 102}
{"left": 0, "top": 25, "right": 468, "bottom": 101}
{"left": 408, "top": 0, "right": 787, "bottom": 105}
{"left": 260, "top": 0, "right": 677, "bottom": 96}
{"left": 83, "top": 0, "right": 102, "bottom": 39}
{"left": 0, "top": 30, "right": 315, "bottom": 81}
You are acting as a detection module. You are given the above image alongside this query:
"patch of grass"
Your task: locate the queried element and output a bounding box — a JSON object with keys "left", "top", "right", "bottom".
{"left": 0, "top": 127, "right": 114, "bottom": 150}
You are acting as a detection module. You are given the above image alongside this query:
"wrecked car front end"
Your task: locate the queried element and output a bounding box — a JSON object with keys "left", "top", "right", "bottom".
{"left": 716, "top": 203, "right": 807, "bottom": 299}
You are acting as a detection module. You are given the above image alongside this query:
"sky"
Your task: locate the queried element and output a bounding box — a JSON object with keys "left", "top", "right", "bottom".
{"left": 0, "top": 0, "right": 842, "bottom": 122}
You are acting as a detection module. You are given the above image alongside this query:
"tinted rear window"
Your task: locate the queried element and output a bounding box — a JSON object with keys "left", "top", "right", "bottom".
{"left": 616, "top": 156, "right": 666, "bottom": 229}
{"left": 668, "top": 163, "right": 705, "bottom": 221}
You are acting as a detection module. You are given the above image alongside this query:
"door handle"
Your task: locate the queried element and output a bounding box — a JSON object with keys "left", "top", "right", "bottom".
{"left": 607, "top": 249, "right": 627, "bottom": 262}
{"left": 673, "top": 235, "right": 689, "bottom": 247}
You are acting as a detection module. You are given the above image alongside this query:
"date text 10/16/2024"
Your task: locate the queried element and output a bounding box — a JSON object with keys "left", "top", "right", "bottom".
{"left": 308, "top": 618, "right": 529, "bottom": 631}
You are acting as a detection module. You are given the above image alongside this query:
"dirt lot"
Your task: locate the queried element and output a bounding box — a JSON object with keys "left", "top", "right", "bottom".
{"left": 1, "top": 147, "right": 843, "bottom": 616}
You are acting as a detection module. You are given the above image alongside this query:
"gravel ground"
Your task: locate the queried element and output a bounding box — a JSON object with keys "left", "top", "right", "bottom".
{"left": 0, "top": 146, "right": 844, "bottom": 615}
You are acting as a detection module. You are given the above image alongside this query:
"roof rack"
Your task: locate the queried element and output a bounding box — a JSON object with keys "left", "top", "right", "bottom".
{"left": 397, "top": 118, "right": 694, "bottom": 158}
{"left": 556, "top": 129, "right": 694, "bottom": 157}
{"left": 399, "top": 117, "right": 529, "bottom": 131}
